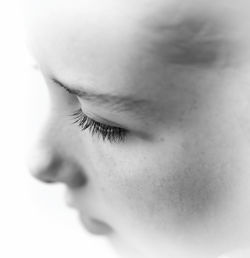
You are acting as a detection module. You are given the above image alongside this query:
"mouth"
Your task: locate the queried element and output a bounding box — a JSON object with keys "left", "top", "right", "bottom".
{"left": 78, "top": 214, "right": 113, "bottom": 235}
{"left": 65, "top": 191, "right": 113, "bottom": 236}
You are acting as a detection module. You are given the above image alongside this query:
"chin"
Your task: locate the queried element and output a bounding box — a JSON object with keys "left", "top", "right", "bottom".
{"left": 107, "top": 234, "right": 227, "bottom": 258}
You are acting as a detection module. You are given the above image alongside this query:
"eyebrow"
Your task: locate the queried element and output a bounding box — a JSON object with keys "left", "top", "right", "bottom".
{"left": 52, "top": 77, "right": 153, "bottom": 115}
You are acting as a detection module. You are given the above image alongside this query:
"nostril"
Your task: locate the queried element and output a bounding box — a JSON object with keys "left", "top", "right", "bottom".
{"left": 28, "top": 148, "right": 88, "bottom": 188}
{"left": 67, "top": 167, "right": 88, "bottom": 188}
{"left": 59, "top": 159, "right": 88, "bottom": 188}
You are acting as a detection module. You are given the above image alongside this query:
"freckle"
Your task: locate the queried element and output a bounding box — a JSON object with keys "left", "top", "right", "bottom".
{"left": 160, "top": 137, "right": 165, "bottom": 142}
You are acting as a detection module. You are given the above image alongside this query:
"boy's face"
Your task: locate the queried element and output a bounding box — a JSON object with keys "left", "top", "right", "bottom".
{"left": 27, "top": 0, "right": 250, "bottom": 257}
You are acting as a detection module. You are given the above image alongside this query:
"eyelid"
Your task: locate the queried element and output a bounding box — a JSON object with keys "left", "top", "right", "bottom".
{"left": 78, "top": 110, "right": 126, "bottom": 131}
{"left": 76, "top": 95, "right": 129, "bottom": 129}
{"left": 86, "top": 112, "right": 129, "bottom": 129}
{"left": 64, "top": 87, "right": 151, "bottom": 141}
{"left": 65, "top": 85, "right": 127, "bottom": 130}
{"left": 79, "top": 104, "right": 153, "bottom": 141}
{"left": 71, "top": 109, "right": 128, "bottom": 143}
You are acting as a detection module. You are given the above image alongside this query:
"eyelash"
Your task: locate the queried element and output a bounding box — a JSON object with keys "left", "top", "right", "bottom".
{"left": 71, "top": 109, "right": 128, "bottom": 143}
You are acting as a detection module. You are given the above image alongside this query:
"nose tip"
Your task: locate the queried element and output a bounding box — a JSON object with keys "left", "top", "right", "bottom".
{"left": 28, "top": 148, "right": 87, "bottom": 187}
{"left": 29, "top": 148, "right": 58, "bottom": 183}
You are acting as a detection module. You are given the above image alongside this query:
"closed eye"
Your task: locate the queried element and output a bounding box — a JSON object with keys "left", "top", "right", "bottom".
{"left": 71, "top": 109, "right": 128, "bottom": 143}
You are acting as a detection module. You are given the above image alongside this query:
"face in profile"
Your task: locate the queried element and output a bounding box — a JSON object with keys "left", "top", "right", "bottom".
{"left": 27, "top": 0, "right": 250, "bottom": 257}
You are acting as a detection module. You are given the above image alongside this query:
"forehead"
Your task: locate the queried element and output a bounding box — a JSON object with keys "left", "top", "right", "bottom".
{"left": 26, "top": 0, "right": 244, "bottom": 65}
{"left": 26, "top": 0, "right": 170, "bottom": 64}
{"left": 25, "top": 0, "right": 247, "bottom": 106}
{"left": 25, "top": 1, "right": 167, "bottom": 99}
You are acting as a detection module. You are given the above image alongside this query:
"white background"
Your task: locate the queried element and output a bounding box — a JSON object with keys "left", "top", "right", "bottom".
{"left": 0, "top": 1, "right": 117, "bottom": 257}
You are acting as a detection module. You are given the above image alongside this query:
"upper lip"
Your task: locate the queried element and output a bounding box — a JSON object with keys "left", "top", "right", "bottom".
{"left": 64, "top": 189, "right": 113, "bottom": 235}
{"left": 64, "top": 191, "right": 77, "bottom": 208}
{"left": 64, "top": 187, "right": 82, "bottom": 209}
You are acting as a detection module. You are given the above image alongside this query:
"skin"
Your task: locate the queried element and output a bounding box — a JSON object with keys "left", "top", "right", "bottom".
{"left": 27, "top": 0, "right": 250, "bottom": 257}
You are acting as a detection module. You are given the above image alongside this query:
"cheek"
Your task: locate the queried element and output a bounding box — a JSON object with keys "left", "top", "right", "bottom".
{"left": 93, "top": 136, "right": 236, "bottom": 235}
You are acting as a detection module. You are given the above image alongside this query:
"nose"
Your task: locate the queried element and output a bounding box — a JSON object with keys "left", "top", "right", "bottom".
{"left": 29, "top": 147, "right": 87, "bottom": 188}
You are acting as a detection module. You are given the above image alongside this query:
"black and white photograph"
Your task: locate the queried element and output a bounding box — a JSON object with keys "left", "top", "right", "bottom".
{"left": 1, "top": 0, "right": 250, "bottom": 257}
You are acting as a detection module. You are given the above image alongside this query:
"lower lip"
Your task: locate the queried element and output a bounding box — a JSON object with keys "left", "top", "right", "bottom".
{"left": 78, "top": 214, "right": 113, "bottom": 236}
